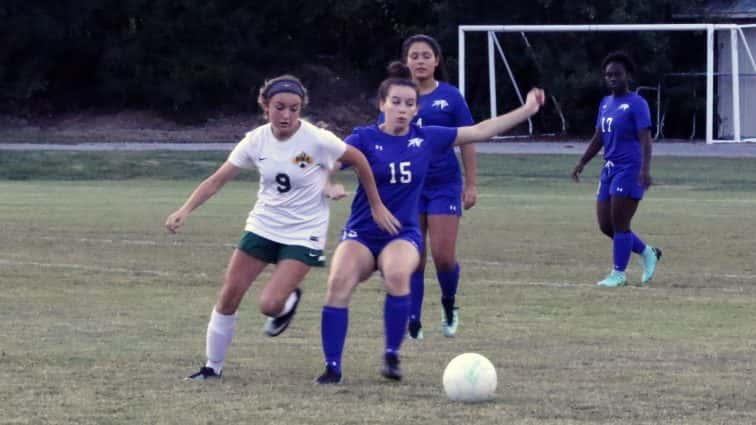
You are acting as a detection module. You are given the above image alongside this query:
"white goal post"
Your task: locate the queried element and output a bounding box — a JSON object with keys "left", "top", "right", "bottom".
{"left": 458, "top": 24, "right": 756, "bottom": 144}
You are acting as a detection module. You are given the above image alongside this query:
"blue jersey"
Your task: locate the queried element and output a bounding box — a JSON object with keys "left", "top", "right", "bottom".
{"left": 378, "top": 82, "right": 473, "bottom": 189}
{"left": 344, "top": 124, "right": 458, "bottom": 235}
{"left": 595, "top": 92, "right": 651, "bottom": 165}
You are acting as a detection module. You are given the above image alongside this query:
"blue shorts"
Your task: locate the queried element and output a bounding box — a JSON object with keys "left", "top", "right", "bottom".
{"left": 596, "top": 161, "right": 645, "bottom": 201}
{"left": 340, "top": 227, "right": 423, "bottom": 259}
{"left": 419, "top": 184, "right": 462, "bottom": 216}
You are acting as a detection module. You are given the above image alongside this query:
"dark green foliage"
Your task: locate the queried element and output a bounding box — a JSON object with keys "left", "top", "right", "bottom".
{"left": 1, "top": 0, "right": 706, "bottom": 134}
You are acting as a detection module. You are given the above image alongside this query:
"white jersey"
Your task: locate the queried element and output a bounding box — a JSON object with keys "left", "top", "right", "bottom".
{"left": 228, "top": 120, "right": 347, "bottom": 250}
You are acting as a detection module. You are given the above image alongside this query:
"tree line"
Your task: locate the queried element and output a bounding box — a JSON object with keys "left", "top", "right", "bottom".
{"left": 1, "top": 0, "right": 707, "bottom": 136}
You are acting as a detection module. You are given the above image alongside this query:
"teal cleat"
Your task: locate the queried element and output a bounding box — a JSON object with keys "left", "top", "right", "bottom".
{"left": 596, "top": 270, "right": 627, "bottom": 287}
{"left": 641, "top": 247, "right": 662, "bottom": 285}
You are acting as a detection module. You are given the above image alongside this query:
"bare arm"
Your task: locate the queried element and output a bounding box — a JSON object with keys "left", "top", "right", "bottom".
{"left": 454, "top": 88, "right": 545, "bottom": 146}
{"left": 638, "top": 127, "right": 653, "bottom": 188}
{"left": 165, "top": 161, "right": 240, "bottom": 233}
{"left": 460, "top": 143, "right": 478, "bottom": 209}
{"left": 338, "top": 145, "right": 401, "bottom": 235}
{"left": 571, "top": 129, "right": 602, "bottom": 183}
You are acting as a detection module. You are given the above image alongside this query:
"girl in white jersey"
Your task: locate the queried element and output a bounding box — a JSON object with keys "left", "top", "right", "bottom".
{"left": 165, "top": 75, "right": 399, "bottom": 381}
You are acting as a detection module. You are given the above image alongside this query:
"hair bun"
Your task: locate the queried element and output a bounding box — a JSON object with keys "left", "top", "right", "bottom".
{"left": 386, "top": 61, "right": 411, "bottom": 80}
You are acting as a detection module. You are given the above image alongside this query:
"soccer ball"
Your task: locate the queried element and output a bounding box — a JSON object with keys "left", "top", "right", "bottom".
{"left": 442, "top": 352, "right": 497, "bottom": 402}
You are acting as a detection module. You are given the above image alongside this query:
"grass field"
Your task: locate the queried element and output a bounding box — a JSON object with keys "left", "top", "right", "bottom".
{"left": 2, "top": 152, "right": 756, "bottom": 424}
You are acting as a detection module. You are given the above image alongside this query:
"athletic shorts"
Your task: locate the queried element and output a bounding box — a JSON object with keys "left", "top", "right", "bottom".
{"left": 419, "top": 184, "right": 462, "bottom": 216}
{"left": 596, "top": 161, "right": 645, "bottom": 201}
{"left": 340, "top": 227, "right": 423, "bottom": 259}
{"left": 238, "top": 231, "right": 325, "bottom": 267}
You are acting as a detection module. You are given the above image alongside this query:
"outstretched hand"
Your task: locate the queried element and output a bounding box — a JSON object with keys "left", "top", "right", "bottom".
{"left": 165, "top": 209, "right": 189, "bottom": 233}
{"left": 371, "top": 204, "right": 401, "bottom": 236}
{"left": 526, "top": 88, "right": 546, "bottom": 114}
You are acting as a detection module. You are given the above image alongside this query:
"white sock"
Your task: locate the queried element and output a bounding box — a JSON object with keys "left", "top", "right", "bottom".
{"left": 205, "top": 308, "right": 237, "bottom": 373}
{"left": 275, "top": 290, "right": 299, "bottom": 318}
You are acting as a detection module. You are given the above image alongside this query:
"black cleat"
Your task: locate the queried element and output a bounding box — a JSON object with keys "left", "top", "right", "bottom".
{"left": 264, "top": 288, "right": 302, "bottom": 337}
{"left": 408, "top": 320, "right": 424, "bottom": 340}
{"left": 315, "top": 366, "right": 343, "bottom": 385}
{"left": 381, "top": 353, "right": 402, "bottom": 381}
{"left": 185, "top": 366, "right": 221, "bottom": 381}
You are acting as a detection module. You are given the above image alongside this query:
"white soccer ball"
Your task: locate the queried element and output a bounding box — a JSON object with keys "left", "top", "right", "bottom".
{"left": 442, "top": 352, "right": 497, "bottom": 402}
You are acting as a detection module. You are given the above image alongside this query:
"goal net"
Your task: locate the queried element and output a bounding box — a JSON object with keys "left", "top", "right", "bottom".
{"left": 458, "top": 24, "right": 756, "bottom": 144}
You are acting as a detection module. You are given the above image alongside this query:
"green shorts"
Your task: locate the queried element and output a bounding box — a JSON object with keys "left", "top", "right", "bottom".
{"left": 237, "top": 231, "right": 325, "bottom": 267}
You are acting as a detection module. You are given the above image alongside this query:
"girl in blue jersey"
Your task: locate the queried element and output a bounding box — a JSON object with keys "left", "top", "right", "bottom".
{"left": 401, "top": 34, "right": 477, "bottom": 340}
{"left": 572, "top": 51, "right": 662, "bottom": 288}
{"left": 316, "top": 62, "right": 544, "bottom": 384}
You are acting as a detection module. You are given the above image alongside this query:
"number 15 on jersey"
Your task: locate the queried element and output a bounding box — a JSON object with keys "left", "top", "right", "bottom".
{"left": 388, "top": 161, "right": 412, "bottom": 184}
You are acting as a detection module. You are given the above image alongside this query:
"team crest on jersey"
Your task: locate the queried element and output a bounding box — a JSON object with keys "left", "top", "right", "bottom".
{"left": 618, "top": 103, "right": 630, "bottom": 111}
{"left": 293, "top": 151, "right": 314, "bottom": 168}
{"left": 408, "top": 137, "right": 424, "bottom": 148}
{"left": 432, "top": 99, "right": 449, "bottom": 110}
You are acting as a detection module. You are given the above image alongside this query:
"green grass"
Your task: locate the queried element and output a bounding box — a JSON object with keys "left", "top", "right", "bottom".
{"left": 2, "top": 153, "right": 756, "bottom": 424}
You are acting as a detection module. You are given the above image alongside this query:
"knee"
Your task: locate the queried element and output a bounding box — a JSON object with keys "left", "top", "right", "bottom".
{"left": 382, "top": 270, "right": 410, "bottom": 296}
{"left": 325, "top": 272, "right": 357, "bottom": 306}
{"left": 433, "top": 257, "right": 457, "bottom": 272}
{"left": 431, "top": 246, "right": 456, "bottom": 271}
{"left": 258, "top": 294, "right": 286, "bottom": 317}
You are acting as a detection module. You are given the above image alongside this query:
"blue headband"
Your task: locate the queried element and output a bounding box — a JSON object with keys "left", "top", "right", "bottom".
{"left": 263, "top": 79, "right": 306, "bottom": 99}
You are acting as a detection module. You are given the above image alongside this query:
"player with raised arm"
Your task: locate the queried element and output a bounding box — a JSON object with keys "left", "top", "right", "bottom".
{"left": 316, "top": 62, "right": 544, "bottom": 384}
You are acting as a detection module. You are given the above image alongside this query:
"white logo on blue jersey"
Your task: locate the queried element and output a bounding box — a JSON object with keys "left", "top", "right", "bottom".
{"left": 432, "top": 99, "right": 449, "bottom": 110}
{"left": 618, "top": 104, "right": 630, "bottom": 111}
{"left": 408, "top": 137, "right": 424, "bottom": 148}
{"left": 375, "top": 144, "right": 384, "bottom": 151}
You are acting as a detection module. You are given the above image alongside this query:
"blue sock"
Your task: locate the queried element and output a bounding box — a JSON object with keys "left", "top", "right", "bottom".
{"left": 631, "top": 232, "right": 646, "bottom": 254}
{"left": 437, "top": 263, "right": 460, "bottom": 299}
{"left": 384, "top": 294, "right": 410, "bottom": 355}
{"left": 321, "top": 306, "right": 348, "bottom": 373}
{"left": 409, "top": 271, "right": 424, "bottom": 323}
{"left": 613, "top": 232, "right": 633, "bottom": 271}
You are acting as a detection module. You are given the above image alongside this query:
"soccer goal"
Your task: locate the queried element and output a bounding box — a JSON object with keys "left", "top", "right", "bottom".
{"left": 458, "top": 24, "right": 756, "bottom": 144}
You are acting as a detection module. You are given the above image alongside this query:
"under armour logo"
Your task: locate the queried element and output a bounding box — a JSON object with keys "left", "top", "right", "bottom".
{"left": 408, "top": 138, "right": 424, "bottom": 148}
{"left": 375, "top": 145, "right": 384, "bottom": 151}
{"left": 258, "top": 157, "right": 267, "bottom": 161}
{"left": 617, "top": 187, "right": 624, "bottom": 192}
{"left": 618, "top": 104, "right": 630, "bottom": 111}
